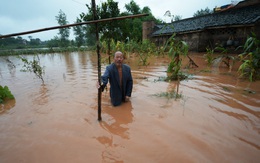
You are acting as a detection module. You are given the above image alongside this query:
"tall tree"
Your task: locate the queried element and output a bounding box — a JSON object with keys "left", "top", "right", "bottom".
{"left": 79, "top": 9, "right": 96, "bottom": 46}
{"left": 79, "top": 3, "right": 98, "bottom": 47}
{"left": 73, "top": 18, "right": 85, "bottom": 47}
{"left": 99, "top": 0, "right": 121, "bottom": 63}
{"left": 55, "top": 10, "right": 70, "bottom": 47}
{"left": 79, "top": 0, "right": 160, "bottom": 45}
{"left": 125, "top": 0, "right": 141, "bottom": 14}
{"left": 80, "top": 0, "right": 121, "bottom": 58}
{"left": 122, "top": 0, "right": 156, "bottom": 42}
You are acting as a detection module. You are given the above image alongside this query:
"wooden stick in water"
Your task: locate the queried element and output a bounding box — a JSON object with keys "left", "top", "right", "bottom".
{"left": 91, "top": 0, "right": 102, "bottom": 121}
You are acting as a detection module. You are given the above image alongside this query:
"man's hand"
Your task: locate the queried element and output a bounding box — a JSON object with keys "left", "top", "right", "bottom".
{"left": 96, "top": 81, "right": 106, "bottom": 92}
{"left": 125, "top": 96, "right": 130, "bottom": 102}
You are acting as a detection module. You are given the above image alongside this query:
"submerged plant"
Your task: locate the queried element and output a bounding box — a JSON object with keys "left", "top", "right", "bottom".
{"left": 138, "top": 39, "right": 156, "bottom": 66}
{"left": 18, "top": 55, "right": 45, "bottom": 84}
{"left": 138, "top": 40, "right": 149, "bottom": 66}
{"left": 212, "top": 46, "right": 236, "bottom": 71}
{"left": 153, "top": 89, "right": 183, "bottom": 100}
{"left": 0, "top": 85, "right": 14, "bottom": 103}
{"left": 153, "top": 76, "right": 168, "bottom": 82}
{"left": 238, "top": 32, "right": 260, "bottom": 81}
{"left": 138, "top": 53, "right": 150, "bottom": 66}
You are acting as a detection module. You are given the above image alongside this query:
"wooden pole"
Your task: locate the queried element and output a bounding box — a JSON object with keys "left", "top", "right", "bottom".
{"left": 91, "top": 0, "right": 102, "bottom": 121}
{"left": 0, "top": 13, "right": 148, "bottom": 39}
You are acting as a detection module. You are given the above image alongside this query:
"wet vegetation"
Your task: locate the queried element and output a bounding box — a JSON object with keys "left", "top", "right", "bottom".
{"left": 0, "top": 85, "right": 14, "bottom": 104}
{"left": 18, "top": 55, "right": 45, "bottom": 84}
{"left": 202, "top": 32, "right": 260, "bottom": 81}
{"left": 204, "top": 48, "right": 215, "bottom": 67}
{"left": 212, "top": 46, "right": 236, "bottom": 71}
{"left": 162, "top": 34, "right": 189, "bottom": 81}
{"left": 238, "top": 32, "right": 260, "bottom": 81}
{"left": 152, "top": 89, "right": 183, "bottom": 100}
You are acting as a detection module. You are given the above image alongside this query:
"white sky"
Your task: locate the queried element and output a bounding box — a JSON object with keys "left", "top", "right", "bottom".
{"left": 0, "top": 0, "right": 242, "bottom": 41}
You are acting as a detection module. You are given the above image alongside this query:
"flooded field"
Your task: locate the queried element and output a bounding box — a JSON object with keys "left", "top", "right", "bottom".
{"left": 0, "top": 52, "right": 259, "bottom": 163}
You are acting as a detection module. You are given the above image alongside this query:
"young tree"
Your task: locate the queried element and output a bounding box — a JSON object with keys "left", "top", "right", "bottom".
{"left": 55, "top": 10, "right": 70, "bottom": 47}
{"left": 163, "top": 33, "right": 189, "bottom": 80}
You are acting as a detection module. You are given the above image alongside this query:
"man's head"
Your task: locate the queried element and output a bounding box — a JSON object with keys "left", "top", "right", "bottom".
{"left": 114, "top": 51, "right": 124, "bottom": 67}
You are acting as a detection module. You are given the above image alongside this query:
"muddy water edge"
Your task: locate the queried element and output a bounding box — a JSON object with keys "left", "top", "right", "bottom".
{"left": 0, "top": 52, "right": 259, "bottom": 163}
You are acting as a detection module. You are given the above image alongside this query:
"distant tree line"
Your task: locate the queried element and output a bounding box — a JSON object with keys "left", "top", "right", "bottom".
{"left": 0, "top": 36, "right": 47, "bottom": 50}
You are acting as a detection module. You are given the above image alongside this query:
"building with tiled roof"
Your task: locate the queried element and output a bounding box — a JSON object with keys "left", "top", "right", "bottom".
{"left": 142, "top": 0, "right": 260, "bottom": 52}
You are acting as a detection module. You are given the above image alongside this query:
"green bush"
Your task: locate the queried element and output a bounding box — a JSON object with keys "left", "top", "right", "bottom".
{"left": 0, "top": 85, "right": 14, "bottom": 103}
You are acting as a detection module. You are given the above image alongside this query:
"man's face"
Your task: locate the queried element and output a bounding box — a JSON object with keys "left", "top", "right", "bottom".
{"left": 114, "top": 53, "right": 124, "bottom": 67}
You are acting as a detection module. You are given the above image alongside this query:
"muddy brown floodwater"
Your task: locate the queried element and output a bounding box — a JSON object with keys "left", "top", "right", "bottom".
{"left": 0, "top": 52, "right": 259, "bottom": 163}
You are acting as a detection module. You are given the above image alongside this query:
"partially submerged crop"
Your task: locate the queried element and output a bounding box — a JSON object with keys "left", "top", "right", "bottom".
{"left": 238, "top": 32, "right": 260, "bottom": 81}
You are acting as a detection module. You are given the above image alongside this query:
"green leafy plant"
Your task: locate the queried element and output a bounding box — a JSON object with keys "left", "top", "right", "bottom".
{"left": 0, "top": 85, "right": 14, "bottom": 103}
{"left": 163, "top": 33, "right": 189, "bottom": 80}
{"left": 18, "top": 55, "right": 45, "bottom": 84}
{"left": 238, "top": 32, "right": 260, "bottom": 81}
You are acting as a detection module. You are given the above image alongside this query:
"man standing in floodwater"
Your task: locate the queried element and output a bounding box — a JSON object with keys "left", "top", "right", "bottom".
{"left": 99, "top": 51, "right": 133, "bottom": 106}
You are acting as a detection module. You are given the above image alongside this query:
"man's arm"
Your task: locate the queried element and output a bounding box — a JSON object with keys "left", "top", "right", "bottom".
{"left": 125, "top": 67, "right": 133, "bottom": 97}
{"left": 100, "top": 66, "right": 110, "bottom": 92}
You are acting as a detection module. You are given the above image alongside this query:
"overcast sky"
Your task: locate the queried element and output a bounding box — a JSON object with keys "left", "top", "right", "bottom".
{"left": 0, "top": 0, "right": 242, "bottom": 41}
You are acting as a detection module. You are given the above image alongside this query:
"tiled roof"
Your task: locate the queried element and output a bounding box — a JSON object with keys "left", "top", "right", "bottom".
{"left": 152, "top": 3, "right": 260, "bottom": 36}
